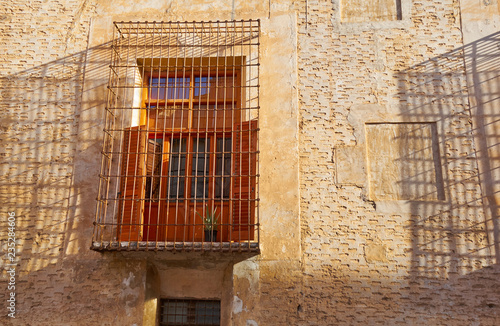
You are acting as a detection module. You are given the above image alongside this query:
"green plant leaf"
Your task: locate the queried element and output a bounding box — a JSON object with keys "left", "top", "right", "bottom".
{"left": 196, "top": 206, "right": 220, "bottom": 230}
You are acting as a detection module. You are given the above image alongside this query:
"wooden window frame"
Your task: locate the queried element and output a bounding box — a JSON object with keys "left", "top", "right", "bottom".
{"left": 117, "top": 64, "right": 256, "bottom": 243}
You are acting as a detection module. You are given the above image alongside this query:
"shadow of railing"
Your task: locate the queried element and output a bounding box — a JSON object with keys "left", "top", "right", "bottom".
{"left": 0, "top": 41, "right": 111, "bottom": 277}
{"left": 463, "top": 31, "right": 500, "bottom": 264}
{"left": 395, "top": 31, "right": 500, "bottom": 310}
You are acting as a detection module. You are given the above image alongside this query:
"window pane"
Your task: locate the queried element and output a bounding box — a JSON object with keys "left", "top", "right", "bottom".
{"left": 149, "top": 76, "right": 190, "bottom": 101}
{"left": 167, "top": 77, "right": 190, "bottom": 100}
{"left": 162, "top": 301, "right": 188, "bottom": 325}
{"left": 191, "top": 138, "right": 210, "bottom": 201}
{"left": 215, "top": 138, "right": 231, "bottom": 199}
{"left": 194, "top": 301, "right": 220, "bottom": 325}
{"left": 149, "top": 77, "right": 166, "bottom": 100}
{"left": 160, "top": 299, "right": 220, "bottom": 326}
{"left": 194, "top": 76, "right": 211, "bottom": 97}
{"left": 194, "top": 76, "right": 235, "bottom": 101}
{"left": 168, "top": 138, "right": 187, "bottom": 200}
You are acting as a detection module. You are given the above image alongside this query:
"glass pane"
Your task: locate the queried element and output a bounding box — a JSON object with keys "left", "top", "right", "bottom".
{"left": 191, "top": 138, "right": 210, "bottom": 201}
{"left": 162, "top": 301, "right": 188, "bottom": 325}
{"left": 160, "top": 300, "right": 220, "bottom": 326}
{"left": 149, "top": 76, "right": 190, "bottom": 101}
{"left": 168, "top": 138, "right": 187, "bottom": 200}
{"left": 215, "top": 138, "right": 231, "bottom": 199}
{"left": 145, "top": 138, "right": 163, "bottom": 201}
{"left": 149, "top": 77, "right": 166, "bottom": 101}
{"left": 194, "top": 76, "right": 211, "bottom": 97}
{"left": 194, "top": 301, "right": 220, "bottom": 325}
{"left": 167, "top": 77, "right": 190, "bottom": 100}
{"left": 194, "top": 76, "right": 235, "bottom": 100}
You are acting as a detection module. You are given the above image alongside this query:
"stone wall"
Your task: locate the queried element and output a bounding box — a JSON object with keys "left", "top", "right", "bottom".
{"left": 0, "top": 0, "right": 499, "bottom": 325}
{"left": 297, "top": 0, "right": 500, "bottom": 325}
{"left": 0, "top": 1, "right": 146, "bottom": 325}
{"left": 0, "top": 1, "right": 300, "bottom": 325}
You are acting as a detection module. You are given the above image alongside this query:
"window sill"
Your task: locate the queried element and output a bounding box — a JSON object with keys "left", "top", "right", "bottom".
{"left": 91, "top": 241, "right": 260, "bottom": 253}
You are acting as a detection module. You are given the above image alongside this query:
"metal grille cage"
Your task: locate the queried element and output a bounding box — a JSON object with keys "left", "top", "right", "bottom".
{"left": 92, "top": 20, "right": 260, "bottom": 252}
{"left": 160, "top": 299, "right": 220, "bottom": 326}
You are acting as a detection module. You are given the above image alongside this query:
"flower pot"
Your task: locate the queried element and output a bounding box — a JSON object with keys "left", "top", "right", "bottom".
{"left": 204, "top": 230, "right": 218, "bottom": 242}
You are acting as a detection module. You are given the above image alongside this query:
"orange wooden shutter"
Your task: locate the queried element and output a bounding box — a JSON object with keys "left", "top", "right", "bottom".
{"left": 117, "top": 126, "right": 147, "bottom": 242}
{"left": 231, "top": 119, "right": 258, "bottom": 241}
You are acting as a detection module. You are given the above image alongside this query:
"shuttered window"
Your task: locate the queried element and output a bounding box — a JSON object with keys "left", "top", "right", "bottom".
{"left": 93, "top": 20, "right": 260, "bottom": 252}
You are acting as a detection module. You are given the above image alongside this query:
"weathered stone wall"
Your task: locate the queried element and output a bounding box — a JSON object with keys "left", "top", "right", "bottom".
{"left": 0, "top": 1, "right": 149, "bottom": 325}
{"left": 0, "top": 0, "right": 499, "bottom": 325}
{"left": 297, "top": 0, "right": 500, "bottom": 325}
{"left": 460, "top": 0, "right": 500, "bottom": 269}
{"left": 0, "top": 1, "right": 300, "bottom": 325}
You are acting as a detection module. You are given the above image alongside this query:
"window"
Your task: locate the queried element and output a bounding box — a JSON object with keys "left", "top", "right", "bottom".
{"left": 160, "top": 299, "right": 220, "bottom": 326}
{"left": 131, "top": 65, "right": 257, "bottom": 244}
{"left": 93, "top": 21, "right": 260, "bottom": 251}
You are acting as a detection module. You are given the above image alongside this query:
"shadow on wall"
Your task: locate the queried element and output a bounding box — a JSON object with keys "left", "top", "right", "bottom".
{"left": 0, "top": 42, "right": 111, "bottom": 281}
{"left": 396, "top": 30, "right": 500, "bottom": 312}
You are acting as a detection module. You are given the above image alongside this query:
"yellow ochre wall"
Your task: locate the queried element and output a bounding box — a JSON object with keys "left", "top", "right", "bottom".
{"left": 1, "top": 0, "right": 499, "bottom": 325}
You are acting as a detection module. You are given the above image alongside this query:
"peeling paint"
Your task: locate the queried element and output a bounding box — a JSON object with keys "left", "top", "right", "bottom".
{"left": 233, "top": 296, "right": 244, "bottom": 314}
{"left": 123, "top": 272, "right": 135, "bottom": 288}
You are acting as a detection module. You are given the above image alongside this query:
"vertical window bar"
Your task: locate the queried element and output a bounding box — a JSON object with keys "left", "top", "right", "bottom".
{"left": 243, "top": 20, "right": 250, "bottom": 248}
{"left": 192, "top": 21, "right": 201, "bottom": 243}
{"left": 123, "top": 22, "right": 139, "bottom": 247}
{"left": 179, "top": 21, "right": 190, "bottom": 245}
{"left": 154, "top": 22, "right": 166, "bottom": 249}
{"left": 170, "top": 22, "right": 181, "bottom": 246}
{"left": 164, "top": 22, "right": 174, "bottom": 245}
{"left": 106, "top": 24, "right": 122, "bottom": 245}
{"left": 144, "top": 21, "right": 155, "bottom": 250}
{"left": 233, "top": 20, "right": 242, "bottom": 245}
{"left": 214, "top": 22, "right": 221, "bottom": 239}
{"left": 205, "top": 21, "right": 212, "bottom": 243}
{"left": 256, "top": 20, "right": 260, "bottom": 246}
{"left": 151, "top": 23, "right": 160, "bottom": 249}
{"left": 132, "top": 21, "right": 144, "bottom": 246}
{"left": 112, "top": 23, "right": 128, "bottom": 246}
{"left": 195, "top": 22, "right": 203, "bottom": 244}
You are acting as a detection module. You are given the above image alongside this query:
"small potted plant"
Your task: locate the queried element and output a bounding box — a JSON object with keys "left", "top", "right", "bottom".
{"left": 197, "top": 206, "right": 219, "bottom": 241}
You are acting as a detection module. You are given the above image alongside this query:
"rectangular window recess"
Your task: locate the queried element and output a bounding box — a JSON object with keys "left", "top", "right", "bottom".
{"left": 160, "top": 299, "right": 221, "bottom": 326}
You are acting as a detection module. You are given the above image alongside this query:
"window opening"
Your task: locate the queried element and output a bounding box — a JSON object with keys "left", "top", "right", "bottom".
{"left": 190, "top": 138, "right": 210, "bottom": 202}
{"left": 215, "top": 137, "right": 231, "bottom": 199}
{"left": 160, "top": 299, "right": 220, "bottom": 326}
{"left": 93, "top": 20, "right": 260, "bottom": 252}
{"left": 168, "top": 138, "right": 187, "bottom": 201}
{"left": 146, "top": 138, "right": 163, "bottom": 201}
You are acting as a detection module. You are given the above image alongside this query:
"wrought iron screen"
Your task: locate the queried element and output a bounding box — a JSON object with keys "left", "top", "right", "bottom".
{"left": 160, "top": 299, "right": 220, "bottom": 326}
{"left": 92, "top": 20, "right": 260, "bottom": 252}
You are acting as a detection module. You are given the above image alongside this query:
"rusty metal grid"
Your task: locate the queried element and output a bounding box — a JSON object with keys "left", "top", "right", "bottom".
{"left": 92, "top": 20, "right": 260, "bottom": 252}
{"left": 159, "top": 299, "right": 220, "bottom": 326}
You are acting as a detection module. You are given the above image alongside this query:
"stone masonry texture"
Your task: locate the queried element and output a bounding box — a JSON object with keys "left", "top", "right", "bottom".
{"left": 1, "top": 0, "right": 499, "bottom": 325}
